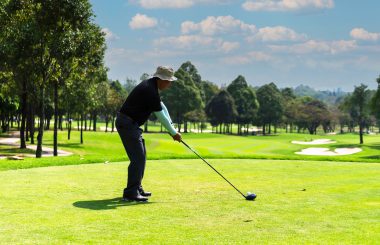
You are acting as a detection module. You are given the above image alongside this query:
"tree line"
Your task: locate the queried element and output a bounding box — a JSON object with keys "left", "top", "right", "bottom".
{"left": 122, "top": 61, "right": 380, "bottom": 146}
{"left": 1, "top": 2, "right": 380, "bottom": 159}
{"left": 160, "top": 62, "right": 380, "bottom": 146}
{"left": 0, "top": 0, "right": 108, "bottom": 157}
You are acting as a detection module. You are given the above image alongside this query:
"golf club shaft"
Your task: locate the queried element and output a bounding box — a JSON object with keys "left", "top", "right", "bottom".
{"left": 181, "top": 140, "right": 246, "bottom": 198}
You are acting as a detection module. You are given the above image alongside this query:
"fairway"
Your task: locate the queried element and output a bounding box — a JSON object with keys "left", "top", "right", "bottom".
{"left": 2, "top": 131, "right": 380, "bottom": 172}
{"left": 0, "top": 159, "right": 379, "bottom": 244}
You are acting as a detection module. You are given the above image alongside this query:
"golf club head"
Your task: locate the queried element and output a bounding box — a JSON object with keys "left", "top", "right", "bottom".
{"left": 245, "top": 192, "right": 257, "bottom": 201}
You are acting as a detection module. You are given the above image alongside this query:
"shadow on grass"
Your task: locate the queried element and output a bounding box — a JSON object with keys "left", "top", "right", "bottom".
{"left": 56, "top": 143, "right": 83, "bottom": 149}
{"left": 366, "top": 143, "right": 380, "bottom": 150}
{"left": 362, "top": 143, "right": 380, "bottom": 160}
{"left": 0, "top": 147, "right": 36, "bottom": 154}
{"left": 329, "top": 144, "right": 362, "bottom": 148}
{"left": 73, "top": 197, "right": 153, "bottom": 210}
{"left": 360, "top": 155, "right": 380, "bottom": 160}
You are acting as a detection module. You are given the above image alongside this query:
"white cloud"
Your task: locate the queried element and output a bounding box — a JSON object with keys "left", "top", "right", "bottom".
{"left": 350, "top": 28, "right": 380, "bottom": 41}
{"left": 154, "top": 35, "right": 215, "bottom": 49}
{"left": 181, "top": 16, "right": 256, "bottom": 36}
{"left": 129, "top": 14, "right": 158, "bottom": 30}
{"left": 247, "top": 26, "right": 307, "bottom": 42}
{"left": 221, "top": 51, "right": 274, "bottom": 65}
{"left": 105, "top": 47, "right": 185, "bottom": 65}
{"left": 135, "top": 0, "right": 232, "bottom": 9}
{"left": 182, "top": 16, "right": 305, "bottom": 43}
{"left": 181, "top": 21, "right": 200, "bottom": 34}
{"left": 219, "top": 41, "right": 240, "bottom": 53}
{"left": 248, "top": 51, "right": 274, "bottom": 61}
{"left": 155, "top": 16, "right": 249, "bottom": 54}
{"left": 242, "top": 0, "right": 334, "bottom": 12}
{"left": 101, "top": 28, "right": 119, "bottom": 41}
{"left": 153, "top": 35, "right": 239, "bottom": 53}
{"left": 269, "top": 40, "right": 357, "bottom": 54}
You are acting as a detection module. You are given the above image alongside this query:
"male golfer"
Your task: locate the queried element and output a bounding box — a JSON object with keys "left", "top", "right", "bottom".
{"left": 116, "top": 66, "right": 182, "bottom": 202}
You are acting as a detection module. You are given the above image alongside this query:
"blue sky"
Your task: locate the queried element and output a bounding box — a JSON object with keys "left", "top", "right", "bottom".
{"left": 89, "top": 0, "right": 380, "bottom": 91}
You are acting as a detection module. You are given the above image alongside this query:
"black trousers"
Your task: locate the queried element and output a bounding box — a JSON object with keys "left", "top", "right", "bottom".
{"left": 115, "top": 112, "right": 146, "bottom": 196}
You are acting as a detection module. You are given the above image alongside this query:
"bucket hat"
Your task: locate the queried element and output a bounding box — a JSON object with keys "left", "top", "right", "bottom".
{"left": 153, "top": 66, "right": 177, "bottom": 81}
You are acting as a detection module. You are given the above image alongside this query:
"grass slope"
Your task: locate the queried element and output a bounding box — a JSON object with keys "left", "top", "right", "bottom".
{"left": 0, "top": 159, "right": 379, "bottom": 244}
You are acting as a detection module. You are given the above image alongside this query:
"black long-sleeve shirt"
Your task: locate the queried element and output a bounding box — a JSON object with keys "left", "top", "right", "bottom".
{"left": 119, "top": 77, "right": 163, "bottom": 126}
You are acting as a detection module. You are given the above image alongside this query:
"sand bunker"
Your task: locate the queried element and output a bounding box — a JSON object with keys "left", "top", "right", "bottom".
{"left": 190, "top": 129, "right": 212, "bottom": 133}
{"left": 0, "top": 136, "right": 72, "bottom": 158}
{"left": 25, "top": 145, "right": 73, "bottom": 157}
{"left": 99, "top": 126, "right": 116, "bottom": 131}
{"left": 295, "top": 147, "right": 362, "bottom": 156}
{"left": 0, "top": 138, "right": 20, "bottom": 144}
{"left": 291, "top": 139, "right": 336, "bottom": 145}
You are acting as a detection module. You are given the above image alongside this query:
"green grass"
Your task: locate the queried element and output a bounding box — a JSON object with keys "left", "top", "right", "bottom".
{"left": 0, "top": 159, "right": 378, "bottom": 244}
{"left": 1, "top": 130, "right": 380, "bottom": 171}
{"left": 1, "top": 130, "right": 379, "bottom": 243}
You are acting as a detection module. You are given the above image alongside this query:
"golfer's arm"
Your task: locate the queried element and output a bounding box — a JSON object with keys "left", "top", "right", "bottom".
{"left": 160, "top": 102, "right": 173, "bottom": 124}
{"left": 154, "top": 110, "right": 177, "bottom": 136}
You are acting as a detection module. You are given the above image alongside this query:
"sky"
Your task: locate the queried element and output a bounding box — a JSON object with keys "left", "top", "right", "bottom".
{"left": 89, "top": 0, "right": 380, "bottom": 91}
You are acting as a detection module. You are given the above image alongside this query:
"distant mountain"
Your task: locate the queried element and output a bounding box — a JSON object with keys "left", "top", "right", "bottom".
{"left": 293, "top": 84, "right": 348, "bottom": 106}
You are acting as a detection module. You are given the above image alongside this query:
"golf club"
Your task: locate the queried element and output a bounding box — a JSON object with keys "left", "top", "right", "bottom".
{"left": 181, "top": 140, "right": 256, "bottom": 201}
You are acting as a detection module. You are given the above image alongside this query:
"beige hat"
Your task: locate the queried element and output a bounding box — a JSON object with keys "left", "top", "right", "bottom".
{"left": 153, "top": 66, "right": 177, "bottom": 81}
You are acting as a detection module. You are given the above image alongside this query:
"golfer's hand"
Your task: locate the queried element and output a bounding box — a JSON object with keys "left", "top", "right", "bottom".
{"left": 172, "top": 133, "right": 182, "bottom": 142}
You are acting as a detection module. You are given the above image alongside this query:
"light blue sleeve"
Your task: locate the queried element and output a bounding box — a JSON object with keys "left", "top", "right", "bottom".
{"left": 153, "top": 110, "right": 177, "bottom": 136}
{"left": 160, "top": 102, "right": 173, "bottom": 124}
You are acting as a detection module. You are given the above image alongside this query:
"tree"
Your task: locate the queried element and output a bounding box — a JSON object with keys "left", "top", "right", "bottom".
{"left": 281, "top": 87, "right": 297, "bottom": 133}
{"left": 339, "top": 95, "right": 357, "bottom": 133}
{"left": 179, "top": 61, "right": 206, "bottom": 103}
{"left": 160, "top": 68, "right": 203, "bottom": 132}
{"left": 109, "top": 80, "right": 125, "bottom": 95}
{"left": 227, "top": 75, "right": 259, "bottom": 135}
{"left": 107, "top": 80, "right": 127, "bottom": 132}
{"left": 256, "top": 83, "right": 283, "bottom": 135}
{"left": 303, "top": 99, "right": 330, "bottom": 134}
{"left": 0, "top": 81, "right": 18, "bottom": 133}
{"left": 201, "top": 80, "right": 220, "bottom": 105}
{"left": 337, "top": 110, "right": 352, "bottom": 133}
{"left": 292, "top": 96, "right": 329, "bottom": 134}
{"left": 1, "top": 0, "right": 37, "bottom": 148}
{"left": 350, "top": 84, "right": 371, "bottom": 144}
{"left": 1, "top": 0, "right": 106, "bottom": 155}
{"left": 205, "top": 90, "right": 237, "bottom": 134}
{"left": 180, "top": 61, "right": 202, "bottom": 85}
{"left": 50, "top": 13, "right": 105, "bottom": 155}
{"left": 89, "top": 69, "right": 108, "bottom": 132}
{"left": 184, "top": 109, "right": 207, "bottom": 133}
{"left": 93, "top": 80, "right": 109, "bottom": 131}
